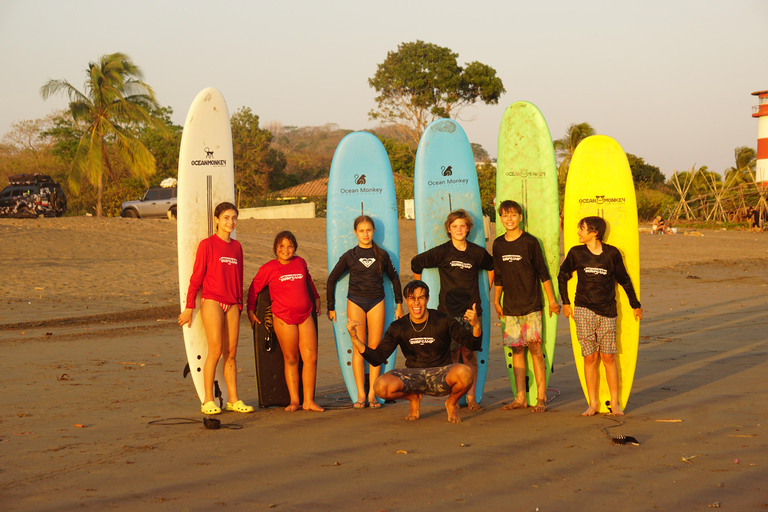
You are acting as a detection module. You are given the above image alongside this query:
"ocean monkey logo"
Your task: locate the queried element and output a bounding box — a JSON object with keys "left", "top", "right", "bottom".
{"left": 579, "top": 195, "right": 626, "bottom": 205}
{"left": 191, "top": 146, "right": 227, "bottom": 166}
{"left": 354, "top": 174, "right": 366, "bottom": 185}
{"left": 441, "top": 165, "right": 453, "bottom": 176}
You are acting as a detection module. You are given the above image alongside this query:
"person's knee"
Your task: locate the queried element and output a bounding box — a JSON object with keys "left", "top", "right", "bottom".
{"left": 451, "top": 364, "right": 474, "bottom": 388}
{"left": 600, "top": 353, "right": 616, "bottom": 365}
{"left": 584, "top": 352, "right": 599, "bottom": 364}
{"left": 373, "top": 375, "right": 401, "bottom": 398}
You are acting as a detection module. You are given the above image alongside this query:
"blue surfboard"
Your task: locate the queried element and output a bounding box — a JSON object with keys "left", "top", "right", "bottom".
{"left": 326, "top": 132, "right": 400, "bottom": 404}
{"left": 413, "top": 119, "right": 492, "bottom": 404}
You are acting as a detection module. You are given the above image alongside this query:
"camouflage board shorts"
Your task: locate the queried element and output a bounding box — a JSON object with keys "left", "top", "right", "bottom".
{"left": 387, "top": 365, "right": 456, "bottom": 396}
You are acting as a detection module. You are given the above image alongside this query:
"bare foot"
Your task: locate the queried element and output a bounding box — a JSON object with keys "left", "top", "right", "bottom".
{"left": 303, "top": 401, "right": 325, "bottom": 412}
{"left": 446, "top": 402, "right": 462, "bottom": 423}
{"left": 285, "top": 403, "right": 300, "bottom": 412}
{"left": 610, "top": 401, "right": 624, "bottom": 416}
{"left": 405, "top": 394, "right": 422, "bottom": 421}
{"left": 582, "top": 405, "right": 598, "bottom": 416}
{"left": 532, "top": 399, "right": 547, "bottom": 413}
{"left": 466, "top": 395, "right": 481, "bottom": 411}
{"left": 502, "top": 397, "right": 527, "bottom": 410}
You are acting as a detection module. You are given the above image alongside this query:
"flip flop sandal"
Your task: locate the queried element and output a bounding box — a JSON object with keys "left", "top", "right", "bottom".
{"left": 353, "top": 400, "right": 366, "bottom": 409}
{"left": 226, "top": 400, "right": 254, "bottom": 413}
{"left": 369, "top": 399, "right": 381, "bottom": 408}
{"left": 201, "top": 401, "right": 222, "bottom": 415}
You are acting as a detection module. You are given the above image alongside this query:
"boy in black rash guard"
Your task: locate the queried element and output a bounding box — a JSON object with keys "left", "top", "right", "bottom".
{"left": 411, "top": 209, "right": 494, "bottom": 410}
{"left": 558, "top": 216, "right": 643, "bottom": 417}
{"left": 492, "top": 200, "right": 560, "bottom": 412}
{"left": 346, "top": 280, "right": 479, "bottom": 423}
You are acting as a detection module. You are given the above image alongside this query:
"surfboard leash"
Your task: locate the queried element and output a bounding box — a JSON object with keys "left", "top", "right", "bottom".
{"left": 147, "top": 417, "right": 244, "bottom": 430}
{"left": 600, "top": 415, "right": 639, "bottom": 446}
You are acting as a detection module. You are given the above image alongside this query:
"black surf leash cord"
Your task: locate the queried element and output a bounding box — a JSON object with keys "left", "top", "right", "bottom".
{"left": 601, "top": 415, "right": 639, "bottom": 445}
{"left": 147, "top": 417, "right": 244, "bottom": 430}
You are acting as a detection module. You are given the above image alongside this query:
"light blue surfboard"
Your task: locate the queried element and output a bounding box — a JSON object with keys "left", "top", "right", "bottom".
{"left": 326, "top": 132, "right": 400, "bottom": 404}
{"left": 413, "top": 118, "right": 492, "bottom": 404}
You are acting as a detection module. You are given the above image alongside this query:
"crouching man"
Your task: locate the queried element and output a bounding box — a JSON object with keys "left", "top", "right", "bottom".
{"left": 346, "top": 280, "right": 480, "bottom": 423}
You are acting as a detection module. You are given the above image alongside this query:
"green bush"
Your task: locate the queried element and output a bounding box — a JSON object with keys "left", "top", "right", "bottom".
{"left": 636, "top": 186, "right": 675, "bottom": 221}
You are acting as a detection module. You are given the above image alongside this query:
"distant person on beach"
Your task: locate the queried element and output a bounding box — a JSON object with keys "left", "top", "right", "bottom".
{"left": 327, "top": 215, "right": 404, "bottom": 408}
{"left": 410, "top": 209, "right": 494, "bottom": 410}
{"left": 651, "top": 216, "right": 666, "bottom": 234}
{"left": 558, "top": 216, "right": 642, "bottom": 417}
{"left": 247, "top": 231, "right": 324, "bottom": 412}
{"left": 492, "top": 200, "right": 560, "bottom": 412}
{"left": 747, "top": 206, "right": 761, "bottom": 232}
{"left": 178, "top": 202, "right": 254, "bottom": 415}
{"left": 346, "top": 280, "right": 479, "bottom": 423}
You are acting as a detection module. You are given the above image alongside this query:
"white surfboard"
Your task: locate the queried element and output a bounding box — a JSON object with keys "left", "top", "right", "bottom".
{"left": 177, "top": 87, "right": 235, "bottom": 407}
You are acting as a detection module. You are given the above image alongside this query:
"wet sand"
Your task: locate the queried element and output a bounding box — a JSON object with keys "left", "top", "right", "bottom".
{"left": 1, "top": 218, "right": 766, "bottom": 511}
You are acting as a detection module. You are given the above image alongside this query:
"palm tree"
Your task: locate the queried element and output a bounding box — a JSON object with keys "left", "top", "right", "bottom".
{"left": 724, "top": 146, "right": 756, "bottom": 186}
{"left": 554, "top": 122, "right": 595, "bottom": 184}
{"left": 40, "top": 53, "right": 164, "bottom": 216}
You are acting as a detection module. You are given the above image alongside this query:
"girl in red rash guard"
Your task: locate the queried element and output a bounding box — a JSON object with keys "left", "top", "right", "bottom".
{"left": 178, "top": 202, "right": 254, "bottom": 415}
{"left": 247, "top": 231, "right": 324, "bottom": 412}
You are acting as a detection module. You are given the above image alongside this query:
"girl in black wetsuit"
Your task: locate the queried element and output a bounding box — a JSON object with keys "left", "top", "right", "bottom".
{"left": 327, "top": 215, "right": 404, "bottom": 408}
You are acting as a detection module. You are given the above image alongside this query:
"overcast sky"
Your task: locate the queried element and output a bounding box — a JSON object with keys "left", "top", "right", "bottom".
{"left": 1, "top": 0, "right": 766, "bottom": 176}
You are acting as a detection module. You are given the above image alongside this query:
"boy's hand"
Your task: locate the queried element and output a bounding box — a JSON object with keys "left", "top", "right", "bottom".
{"left": 562, "top": 304, "right": 573, "bottom": 319}
{"left": 328, "top": 310, "right": 336, "bottom": 322}
{"left": 494, "top": 302, "right": 503, "bottom": 320}
{"left": 247, "top": 310, "right": 260, "bottom": 327}
{"left": 633, "top": 308, "right": 643, "bottom": 321}
{"left": 316, "top": 298, "right": 322, "bottom": 316}
{"left": 395, "top": 303, "right": 404, "bottom": 319}
{"left": 548, "top": 301, "right": 561, "bottom": 316}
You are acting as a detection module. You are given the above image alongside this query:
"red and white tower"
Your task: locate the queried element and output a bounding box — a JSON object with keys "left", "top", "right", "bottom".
{"left": 751, "top": 90, "right": 768, "bottom": 183}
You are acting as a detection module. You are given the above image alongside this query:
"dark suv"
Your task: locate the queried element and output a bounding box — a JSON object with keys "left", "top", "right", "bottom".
{"left": 121, "top": 186, "right": 177, "bottom": 219}
{"left": 0, "top": 174, "right": 68, "bottom": 218}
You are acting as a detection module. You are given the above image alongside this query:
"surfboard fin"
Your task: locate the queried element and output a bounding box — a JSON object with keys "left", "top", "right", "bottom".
{"left": 214, "top": 381, "right": 223, "bottom": 408}
{"left": 183, "top": 363, "right": 190, "bottom": 379}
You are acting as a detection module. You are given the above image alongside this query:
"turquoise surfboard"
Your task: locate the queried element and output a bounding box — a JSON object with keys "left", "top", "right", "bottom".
{"left": 326, "top": 132, "right": 400, "bottom": 404}
{"left": 413, "top": 118, "right": 492, "bottom": 404}
{"left": 496, "top": 101, "right": 560, "bottom": 406}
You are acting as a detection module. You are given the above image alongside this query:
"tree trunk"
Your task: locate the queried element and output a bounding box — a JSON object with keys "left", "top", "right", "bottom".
{"left": 97, "top": 173, "right": 103, "bottom": 217}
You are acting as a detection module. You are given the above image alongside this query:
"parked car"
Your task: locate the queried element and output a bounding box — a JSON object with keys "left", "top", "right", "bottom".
{"left": 121, "top": 185, "right": 177, "bottom": 219}
{"left": 0, "top": 173, "right": 67, "bottom": 218}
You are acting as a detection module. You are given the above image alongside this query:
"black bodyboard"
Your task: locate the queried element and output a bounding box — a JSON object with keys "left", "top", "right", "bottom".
{"left": 253, "top": 284, "right": 317, "bottom": 407}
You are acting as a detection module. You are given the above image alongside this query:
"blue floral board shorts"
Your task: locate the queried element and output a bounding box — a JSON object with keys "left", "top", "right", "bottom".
{"left": 503, "top": 311, "right": 542, "bottom": 348}
{"left": 573, "top": 306, "right": 616, "bottom": 356}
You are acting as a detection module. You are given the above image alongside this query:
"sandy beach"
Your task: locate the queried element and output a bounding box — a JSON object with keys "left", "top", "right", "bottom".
{"left": 1, "top": 217, "right": 767, "bottom": 511}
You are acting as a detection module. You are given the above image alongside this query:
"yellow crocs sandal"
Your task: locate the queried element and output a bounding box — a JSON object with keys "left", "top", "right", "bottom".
{"left": 201, "top": 401, "right": 222, "bottom": 415}
{"left": 226, "top": 400, "right": 254, "bottom": 413}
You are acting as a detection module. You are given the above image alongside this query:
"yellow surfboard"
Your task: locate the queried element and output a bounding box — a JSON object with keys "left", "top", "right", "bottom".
{"left": 563, "top": 135, "right": 640, "bottom": 414}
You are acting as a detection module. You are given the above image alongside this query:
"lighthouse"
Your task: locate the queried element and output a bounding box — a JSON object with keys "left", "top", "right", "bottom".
{"left": 751, "top": 90, "right": 768, "bottom": 183}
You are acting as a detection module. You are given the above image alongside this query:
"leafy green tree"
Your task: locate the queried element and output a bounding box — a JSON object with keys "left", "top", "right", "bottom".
{"left": 368, "top": 40, "right": 505, "bottom": 148}
{"left": 378, "top": 135, "right": 415, "bottom": 177}
{"left": 554, "top": 122, "right": 595, "bottom": 184}
{"left": 476, "top": 162, "right": 496, "bottom": 220}
{"left": 471, "top": 142, "right": 490, "bottom": 162}
{"left": 231, "top": 107, "right": 287, "bottom": 206}
{"left": 40, "top": 52, "right": 166, "bottom": 216}
{"left": 626, "top": 153, "right": 665, "bottom": 184}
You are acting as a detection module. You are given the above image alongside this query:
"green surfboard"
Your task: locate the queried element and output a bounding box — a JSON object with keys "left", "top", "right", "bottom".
{"left": 495, "top": 101, "right": 560, "bottom": 406}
